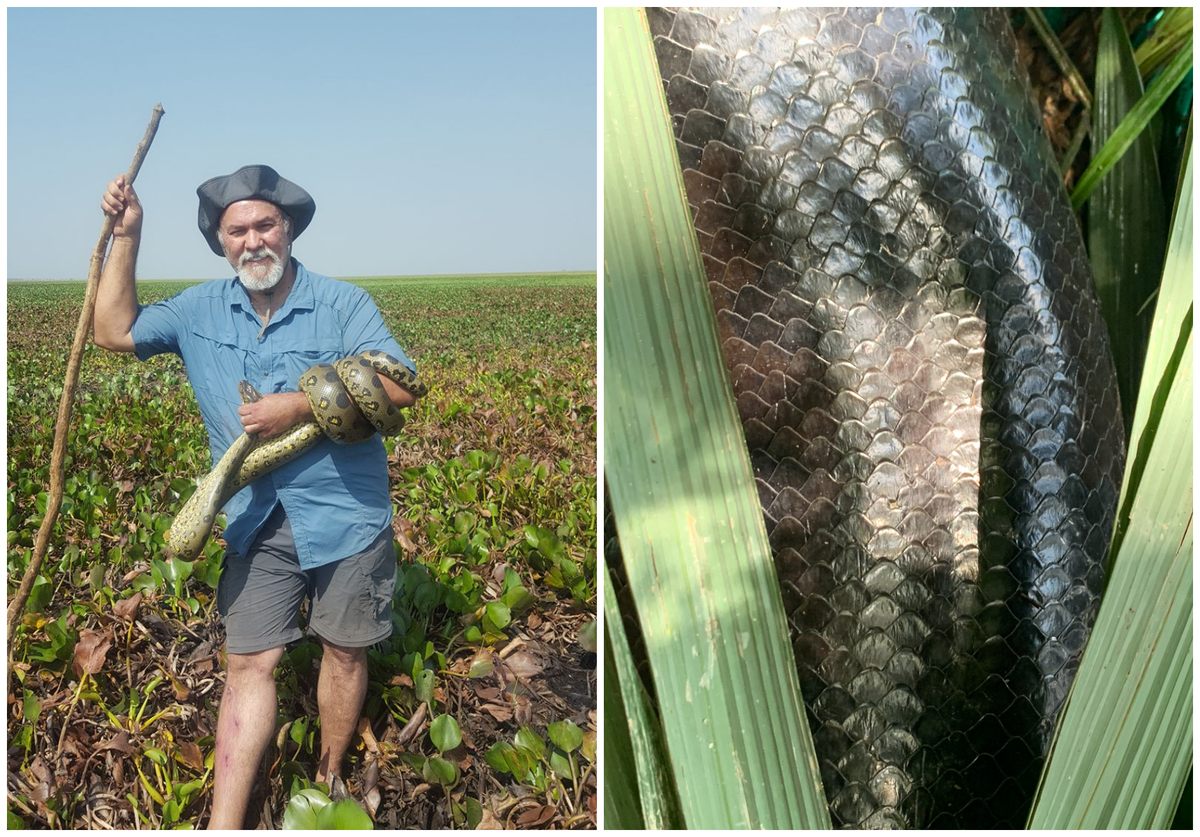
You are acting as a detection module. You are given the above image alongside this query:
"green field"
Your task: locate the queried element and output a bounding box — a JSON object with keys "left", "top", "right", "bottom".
{"left": 7, "top": 273, "right": 598, "bottom": 829}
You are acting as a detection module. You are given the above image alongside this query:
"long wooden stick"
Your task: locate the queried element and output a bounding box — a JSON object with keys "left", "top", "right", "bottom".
{"left": 7, "top": 104, "right": 165, "bottom": 642}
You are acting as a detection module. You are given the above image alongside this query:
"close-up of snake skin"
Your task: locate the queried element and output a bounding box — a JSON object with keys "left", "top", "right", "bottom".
{"left": 648, "top": 7, "right": 1125, "bottom": 828}
{"left": 166, "top": 350, "right": 426, "bottom": 560}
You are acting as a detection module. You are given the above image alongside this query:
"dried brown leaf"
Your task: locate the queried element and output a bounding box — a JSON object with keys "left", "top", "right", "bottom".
{"left": 72, "top": 628, "right": 112, "bottom": 678}
{"left": 392, "top": 516, "right": 418, "bottom": 554}
{"left": 480, "top": 703, "right": 514, "bottom": 723}
{"left": 502, "top": 650, "right": 544, "bottom": 680}
{"left": 364, "top": 786, "right": 382, "bottom": 819}
{"left": 357, "top": 716, "right": 381, "bottom": 753}
{"left": 516, "top": 803, "right": 556, "bottom": 827}
{"left": 176, "top": 741, "right": 204, "bottom": 771}
{"left": 100, "top": 731, "right": 134, "bottom": 756}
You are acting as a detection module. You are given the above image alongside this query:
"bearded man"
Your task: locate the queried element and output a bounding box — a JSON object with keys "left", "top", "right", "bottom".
{"left": 95, "top": 165, "right": 417, "bottom": 828}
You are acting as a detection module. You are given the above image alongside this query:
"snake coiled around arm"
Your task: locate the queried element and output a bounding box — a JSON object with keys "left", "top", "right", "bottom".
{"left": 165, "top": 350, "right": 426, "bottom": 560}
{"left": 648, "top": 7, "right": 1125, "bottom": 829}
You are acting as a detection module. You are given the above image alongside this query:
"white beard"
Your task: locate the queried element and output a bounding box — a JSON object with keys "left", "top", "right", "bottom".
{"left": 236, "top": 247, "right": 286, "bottom": 291}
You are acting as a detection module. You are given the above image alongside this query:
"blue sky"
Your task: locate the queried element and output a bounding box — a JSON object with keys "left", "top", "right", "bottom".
{"left": 7, "top": 8, "right": 597, "bottom": 280}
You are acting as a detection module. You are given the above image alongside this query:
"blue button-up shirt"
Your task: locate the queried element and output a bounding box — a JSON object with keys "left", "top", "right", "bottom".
{"left": 131, "top": 260, "right": 414, "bottom": 569}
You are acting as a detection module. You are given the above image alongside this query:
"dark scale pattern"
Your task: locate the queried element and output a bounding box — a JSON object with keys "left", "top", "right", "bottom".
{"left": 650, "top": 7, "right": 1124, "bottom": 829}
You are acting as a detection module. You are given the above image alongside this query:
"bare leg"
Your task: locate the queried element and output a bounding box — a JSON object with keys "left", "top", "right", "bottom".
{"left": 209, "top": 646, "right": 285, "bottom": 829}
{"left": 314, "top": 640, "right": 368, "bottom": 784}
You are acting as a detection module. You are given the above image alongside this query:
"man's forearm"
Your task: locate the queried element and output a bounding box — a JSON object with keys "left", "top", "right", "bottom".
{"left": 93, "top": 236, "right": 140, "bottom": 352}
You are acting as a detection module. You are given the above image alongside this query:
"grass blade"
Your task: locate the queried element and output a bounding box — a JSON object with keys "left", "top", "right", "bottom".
{"left": 1029, "top": 128, "right": 1192, "bottom": 830}
{"left": 603, "top": 7, "right": 829, "bottom": 829}
{"left": 1088, "top": 8, "right": 1166, "bottom": 426}
{"left": 602, "top": 559, "right": 683, "bottom": 829}
{"left": 602, "top": 622, "right": 645, "bottom": 829}
{"left": 1026, "top": 7, "right": 1093, "bottom": 109}
{"left": 1071, "top": 39, "right": 1192, "bottom": 209}
{"left": 1135, "top": 7, "right": 1193, "bottom": 77}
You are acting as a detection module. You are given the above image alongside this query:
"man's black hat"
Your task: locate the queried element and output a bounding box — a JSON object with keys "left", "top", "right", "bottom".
{"left": 196, "top": 164, "right": 316, "bottom": 256}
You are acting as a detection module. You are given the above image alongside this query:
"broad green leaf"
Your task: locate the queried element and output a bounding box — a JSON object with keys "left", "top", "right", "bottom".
{"left": 1088, "top": 8, "right": 1166, "bottom": 426}
{"left": 315, "top": 798, "right": 374, "bottom": 829}
{"left": 282, "top": 788, "right": 331, "bottom": 830}
{"left": 461, "top": 797, "right": 483, "bottom": 829}
{"left": 500, "top": 583, "right": 533, "bottom": 611}
{"left": 414, "top": 668, "right": 435, "bottom": 706}
{"left": 422, "top": 756, "right": 459, "bottom": 787}
{"left": 547, "top": 719, "right": 583, "bottom": 754}
{"left": 483, "top": 601, "right": 510, "bottom": 631}
{"left": 484, "top": 741, "right": 536, "bottom": 778}
{"left": 429, "top": 714, "right": 462, "bottom": 753}
{"left": 27, "top": 574, "right": 52, "bottom": 612}
{"left": 1030, "top": 130, "right": 1192, "bottom": 829}
{"left": 1071, "top": 40, "right": 1192, "bottom": 208}
{"left": 603, "top": 8, "right": 829, "bottom": 829}
{"left": 514, "top": 727, "right": 547, "bottom": 761}
{"left": 22, "top": 689, "right": 41, "bottom": 723}
{"left": 549, "top": 750, "right": 574, "bottom": 781}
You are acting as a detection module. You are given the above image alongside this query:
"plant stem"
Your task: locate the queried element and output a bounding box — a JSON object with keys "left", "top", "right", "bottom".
{"left": 7, "top": 103, "right": 165, "bottom": 643}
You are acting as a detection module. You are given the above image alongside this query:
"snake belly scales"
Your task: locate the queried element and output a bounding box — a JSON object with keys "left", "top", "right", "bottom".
{"left": 166, "top": 350, "right": 426, "bottom": 560}
{"left": 643, "top": 7, "right": 1126, "bottom": 829}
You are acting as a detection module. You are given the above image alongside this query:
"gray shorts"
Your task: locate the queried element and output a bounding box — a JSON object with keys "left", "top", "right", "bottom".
{"left": 216, "top": 505, "right": 396, "bottom": 654}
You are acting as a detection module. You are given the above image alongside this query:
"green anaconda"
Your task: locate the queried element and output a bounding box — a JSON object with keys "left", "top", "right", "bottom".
{"left": 165, "top": 350, "right": 426, "bottom": 560}
{"left": 637, "top": 7, "right": 1126, "bottom": 828}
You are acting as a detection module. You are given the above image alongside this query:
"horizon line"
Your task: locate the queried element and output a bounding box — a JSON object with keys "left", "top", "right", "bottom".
{"left": 7, "top": 268, "right": 598, "bottom": 283}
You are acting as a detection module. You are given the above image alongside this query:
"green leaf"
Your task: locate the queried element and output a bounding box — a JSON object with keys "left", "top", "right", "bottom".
{"left": 1030, "top": 129, "right": 1193, "bottom": 829}
{"left": 484, "top": 741, "right": 536, "bottom": 778}
{"left": 429, "top": 714, "right": 462, "bottom": 753}
{"left": 282, "top": 788, "right": 331, "bottom": 830}
{"left": 547, "top": 719, "right": 583, "bottom": 754}
{"left": 500, "top": 583, "right": 534, "bottom": 611}
{"left": 484, "top": 742, "right": 515, "bottom": 774}
{"left": 1134, "top": 7, "right": 1193, "bottom": 77}
{"left": 1088, "top": 8, "right": 1167, "bottom": 426}
{"left": 461, "top": 797, "right": 483, "bottom": 829}
{"left": 315, "top": 798, "right": 374, "bottom": 829}
{"left": 1071, "top": 38, "right": 1193, "bottom": 209}
{"left": 549, "top": 749, "right": 574, "bottom": 781}
{"left": 27, "top": 574, "right": 52, "bottom": 612}
{"left": 483, "top": 601, "right": 511, "bottom": 632}
{"left": 514, "top": 726, "right": 547, "bottom": 761}
{"left": 414, "top": 668, "right": 436, "bottom": 706}
{"left": 467, "top": 652, "right": 493, "bottom": 679}
{"left": 421, "top": 756, "right": 459, "bottom": 787}
{"left": 23, "top": 689, "right": 41, "bottom": 724}
{"left": 603, "top": 8, "right": 829, "bottom": 829}
{"left": 602, "top": 563, "right": 682, "bottom": 829}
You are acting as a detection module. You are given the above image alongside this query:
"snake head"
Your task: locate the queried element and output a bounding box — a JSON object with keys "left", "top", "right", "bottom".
{"left": 238, "top": 380, "right": 263, "bottom": 404}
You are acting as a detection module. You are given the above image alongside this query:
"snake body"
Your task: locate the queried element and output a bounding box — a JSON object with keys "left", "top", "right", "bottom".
{"left": 651, "top": 8, "right": 1124, "bottom": 828}
{"left": 165, "top": 350, "right": 425, "bottom": 560}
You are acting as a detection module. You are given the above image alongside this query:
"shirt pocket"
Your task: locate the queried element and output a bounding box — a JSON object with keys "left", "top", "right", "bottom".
{"left": 181, "top": 326, "right": 258, "bottom": 444}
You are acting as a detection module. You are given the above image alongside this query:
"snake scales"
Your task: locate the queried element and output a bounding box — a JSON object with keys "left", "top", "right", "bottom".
{"left": 165, "top": 350, "right": 426, "bottom": 560}
{"left": 642, "top": 8, "right": 1125, "bottom": 828}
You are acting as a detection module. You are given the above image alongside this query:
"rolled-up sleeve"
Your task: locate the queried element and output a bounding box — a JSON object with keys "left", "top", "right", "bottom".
{"left": 130, "top": 298, "right": 185, "bottom": 360}
{"left": 342, "top": 289, "right": 416, "bottom": 373}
